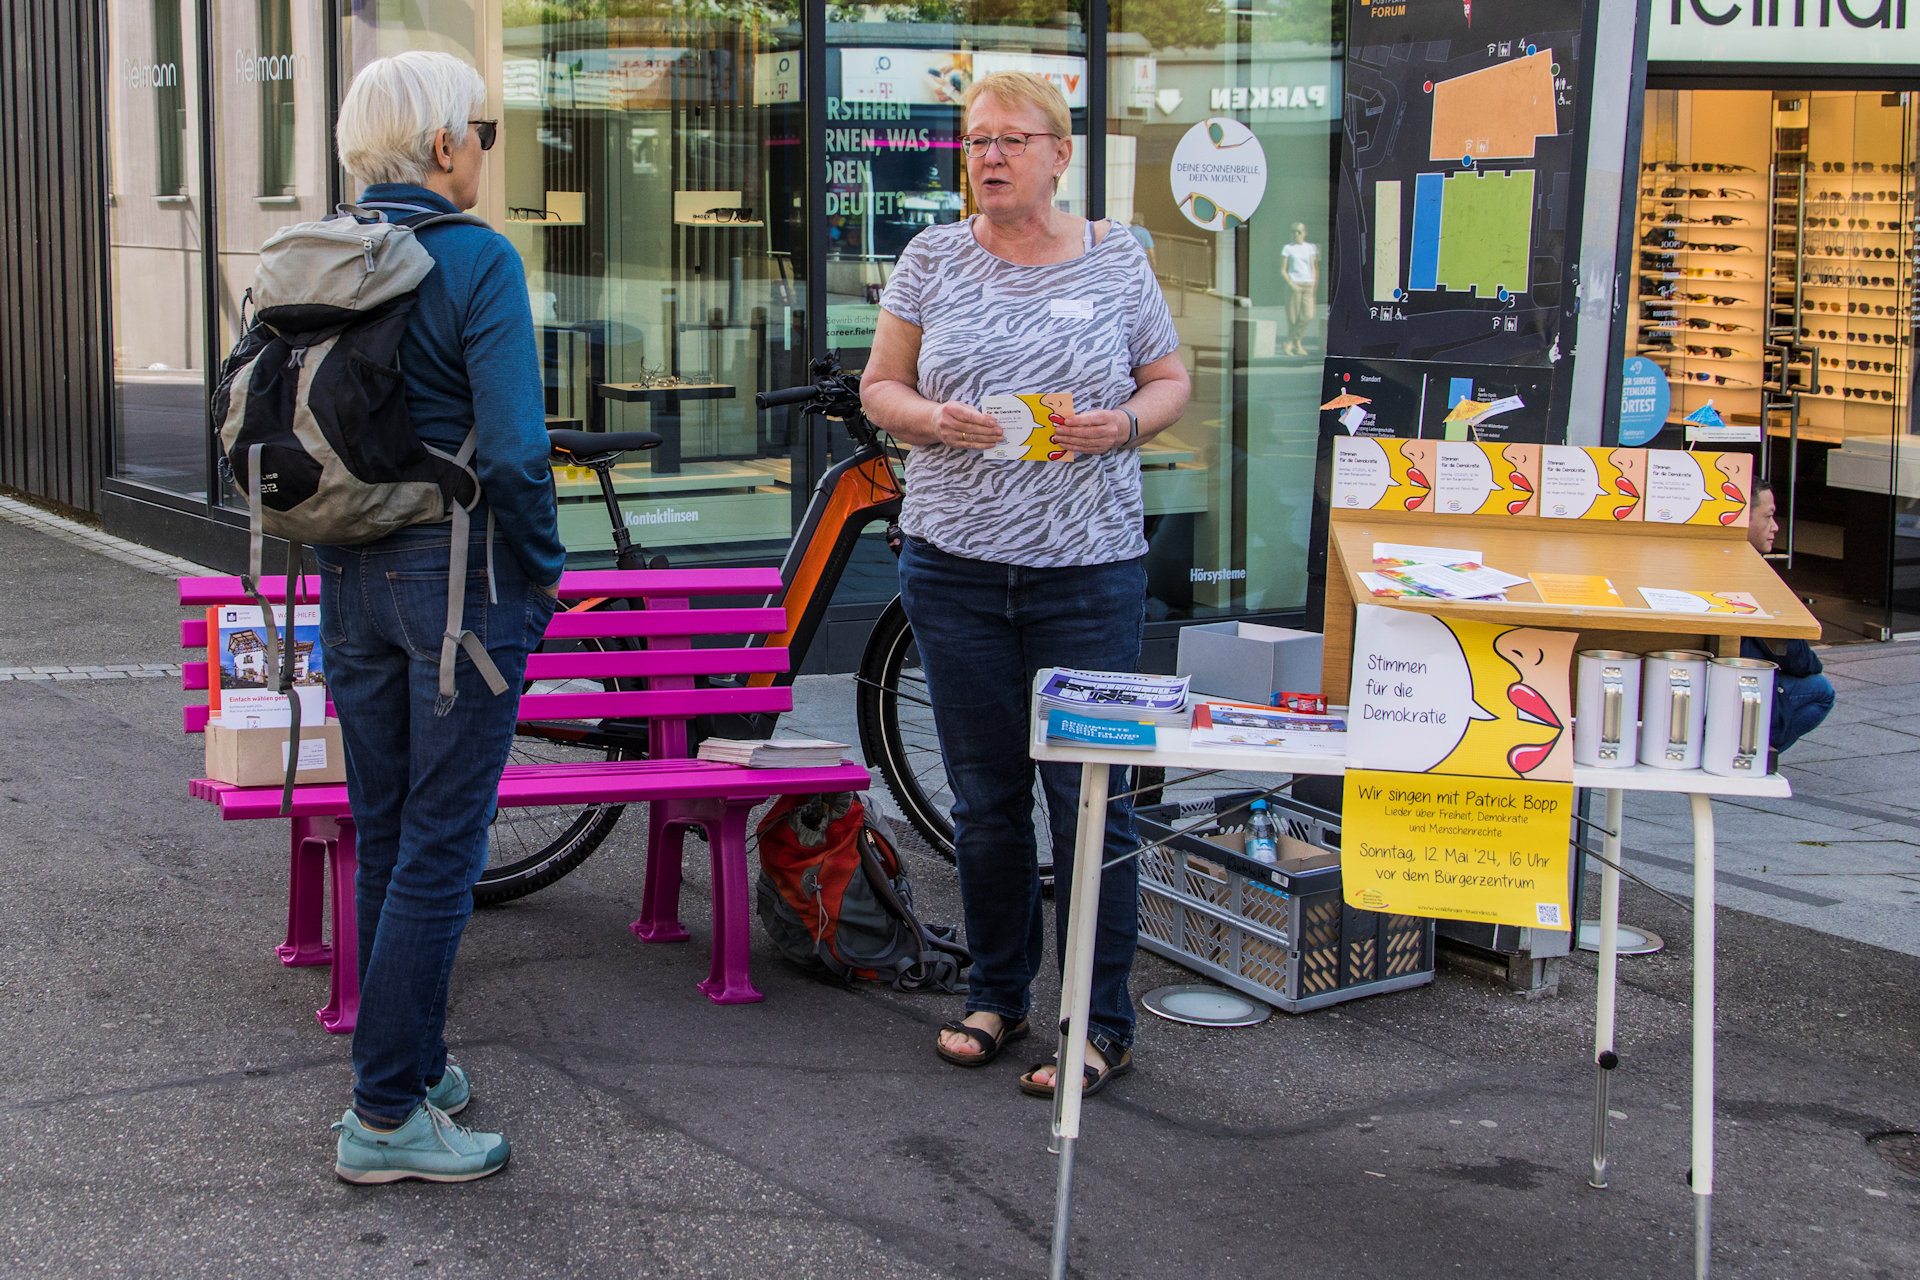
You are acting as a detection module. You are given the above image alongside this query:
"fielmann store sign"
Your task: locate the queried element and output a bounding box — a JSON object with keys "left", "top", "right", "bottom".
{"left": 1652, "top": 0, "right": 1920, "bottom": 63}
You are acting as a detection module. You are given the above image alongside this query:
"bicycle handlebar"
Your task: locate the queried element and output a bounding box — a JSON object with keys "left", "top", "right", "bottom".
{"left": 756, "top": 383, "right": 819, "bottom": 410}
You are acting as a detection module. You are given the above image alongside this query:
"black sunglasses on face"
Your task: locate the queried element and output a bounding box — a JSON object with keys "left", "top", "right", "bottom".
{"left": 470, "top": 119, "right": 498, "bottom": 151}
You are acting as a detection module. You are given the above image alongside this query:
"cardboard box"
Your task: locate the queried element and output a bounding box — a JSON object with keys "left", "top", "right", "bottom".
{"left": 1175, "top": 621, "right": 1324, "bottom": 706}
{"left": 204, "top": 720, "right": 345, "bottom": 787}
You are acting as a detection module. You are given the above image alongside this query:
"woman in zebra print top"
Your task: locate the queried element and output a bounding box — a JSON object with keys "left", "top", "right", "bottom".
{"left": 861, "top": 70, "right": 1190, "bottom": 1099}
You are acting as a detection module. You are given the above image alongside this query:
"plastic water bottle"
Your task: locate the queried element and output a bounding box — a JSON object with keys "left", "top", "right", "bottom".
{"left": 1245, "top": 799, "right": 1279, "bottom": 864}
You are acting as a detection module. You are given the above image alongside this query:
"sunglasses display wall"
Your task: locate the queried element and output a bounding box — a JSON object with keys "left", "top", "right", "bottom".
{"left": 1637, "top": 95, "right": 1919, "bottom": 446}
{"left": 1573, "top": 649, "right": 1777, "bottom": 778}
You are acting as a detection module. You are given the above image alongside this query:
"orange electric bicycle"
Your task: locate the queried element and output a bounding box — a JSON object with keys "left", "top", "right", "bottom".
{"left": 481, "top": 354, "right": 947, "bottom": 904}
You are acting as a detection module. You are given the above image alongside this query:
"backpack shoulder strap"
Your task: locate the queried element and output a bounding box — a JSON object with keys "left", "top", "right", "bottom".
{"left": 346, "top": 200, "right": 491, "bottom": 234}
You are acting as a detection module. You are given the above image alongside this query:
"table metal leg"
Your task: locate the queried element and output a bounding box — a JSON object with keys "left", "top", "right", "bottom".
{"left": 1590, "top": 787, "right": 1624, "bottom": 1189}
{"left": 1690, "top": 792, "right": 1716, "bottom": 1280}
{"left": 1048, "top": 760, "right": 1110, "bottom": 1280}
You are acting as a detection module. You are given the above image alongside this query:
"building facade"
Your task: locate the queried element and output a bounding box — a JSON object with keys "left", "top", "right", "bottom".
{"left": 7, "top": 0, "right": 1629, "bottom": 667}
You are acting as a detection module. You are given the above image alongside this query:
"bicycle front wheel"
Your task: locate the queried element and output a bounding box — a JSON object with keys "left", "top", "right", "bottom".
{"left": 476, "top": 635, "right": 642, "bottom": 907}
{"left": 856, "top": 599, "right": 955, "bottom": 858}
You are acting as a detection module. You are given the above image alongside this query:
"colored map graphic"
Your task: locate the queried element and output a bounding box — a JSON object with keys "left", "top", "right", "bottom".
{"left": 1428, "top": 50, "right": 1558, "bottom": 162}
{"left": 1405, "top": 170, "right": 1533, "bottom": 295}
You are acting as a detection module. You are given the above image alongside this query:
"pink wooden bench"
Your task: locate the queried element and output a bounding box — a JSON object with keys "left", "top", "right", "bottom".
{"left": 180, "top": 567, "right": 871, "bottom": 1032}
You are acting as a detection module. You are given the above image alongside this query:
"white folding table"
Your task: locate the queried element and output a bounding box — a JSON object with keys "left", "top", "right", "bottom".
{"left": 1030, "top": 702, "right": 1790, "bottom": 1280}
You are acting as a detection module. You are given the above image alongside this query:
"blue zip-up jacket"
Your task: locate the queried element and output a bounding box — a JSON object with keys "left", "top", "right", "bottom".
{"left": 359, "top": 183, "right": 566, "bottom": 587}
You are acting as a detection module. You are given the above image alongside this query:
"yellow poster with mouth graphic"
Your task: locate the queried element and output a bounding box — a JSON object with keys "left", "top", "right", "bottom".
{"left": 1341, "top": 604, "right": 1575, "bottom": 928}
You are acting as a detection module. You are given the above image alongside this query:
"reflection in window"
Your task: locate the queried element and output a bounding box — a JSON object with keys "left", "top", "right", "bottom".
{"left": 152, "top": 0, "right": 187, "bottom": 196}
{"left": 485, "top": 1, "right": 811, "bottom": 566}
{"left": 109, "top": 0, "right": 207, "bottom": 499}
{"left": 1110, "top": 0, "right": 1338, "bottom": 621}
{"left": 255, "top": 0, "right": 297, "bottom": 196}
{"left": 824, "top": 2, "right": 1088, "bottom": 362}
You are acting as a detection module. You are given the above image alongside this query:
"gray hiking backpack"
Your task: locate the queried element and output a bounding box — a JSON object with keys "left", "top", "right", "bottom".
{"left": 211, "top": 202, "right": 510, "bottom": 810}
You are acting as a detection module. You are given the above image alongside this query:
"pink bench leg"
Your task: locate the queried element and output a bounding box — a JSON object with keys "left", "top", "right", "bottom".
{"left": 697, "top": 800, "right": 763, "bottom": 1005}
{"left": 276, "top": 817, "right": 334, "bottom": 967}
{"left": 318, "top": 818, "right": 359, "bottom": 1034}
{"left": 632, "top": 804, "right": 692, "bottom": 943}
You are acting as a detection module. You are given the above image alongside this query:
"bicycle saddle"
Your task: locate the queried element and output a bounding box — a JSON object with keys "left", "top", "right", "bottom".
{"left": 547, "top": 429, "right": 663, "bottom": 465}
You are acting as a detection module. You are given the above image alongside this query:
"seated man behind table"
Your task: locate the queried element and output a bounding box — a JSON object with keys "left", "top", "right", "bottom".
{"left": 1742, "top": 479, "right": 1835, "bottom": 762}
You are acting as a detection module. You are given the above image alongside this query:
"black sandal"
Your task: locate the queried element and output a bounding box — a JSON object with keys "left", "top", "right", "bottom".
{"left": 1018, "top": 1038, "right": 1134, "bottom": 1100}
{"left": 935, "top": 1016, "right": 1030, "bottom": 1068}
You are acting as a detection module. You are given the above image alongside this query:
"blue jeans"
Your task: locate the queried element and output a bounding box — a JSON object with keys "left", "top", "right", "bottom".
{"left": 1774, "top": 671, "right": 1835, "bottom": 754}
{"left": 897, "top": 536, "right": 1146, "bottom": 1050}
{"left": 316, "top": 523, "right": 556, "bottom": 1126}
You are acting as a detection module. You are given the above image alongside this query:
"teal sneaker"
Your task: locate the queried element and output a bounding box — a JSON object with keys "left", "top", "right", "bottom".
{"left": 331, "top": 1103, "right": 509, "bottom": 1185}
{"left": 425, "top": 1061, "right": 470, "bottom": 1116}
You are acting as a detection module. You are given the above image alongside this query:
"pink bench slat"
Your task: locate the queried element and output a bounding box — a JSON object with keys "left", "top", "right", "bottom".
{"left": 182, "top": 662, "right": 209, "bottom": 691}
{"left": 182, "top": 618, "right": 207, "bottom": 648}
{"left": 178, "top": 567, "right": 783, "bottom": 608}
{"left": 199, "top": 758, "right": 873, "bottom": 820}
{"left": 554, "top": 568, "right": 782, "bottom": 597}
{"left": 517, "top": 685, "right": 791, "bottom": 720}
{"left": 179, "top": 577, "right": 324, "bottom": 606}
{"left": 543, "top": 606, "right": 786, "bottom": 640}
{"left": 525, "top": 645, "right": 788, "bottom": 681}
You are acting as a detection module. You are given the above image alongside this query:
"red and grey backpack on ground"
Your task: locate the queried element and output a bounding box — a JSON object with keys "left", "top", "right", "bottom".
{"left": 208, "top": 202, "right": 508, "bottom": 810}
{"left": 755, "top": 792, "right": 970, "bottom": 992}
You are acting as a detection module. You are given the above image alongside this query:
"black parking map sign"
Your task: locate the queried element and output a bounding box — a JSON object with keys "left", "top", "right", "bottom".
{"left": 1330, "top": 0, "right": 1585, "bottom": 368}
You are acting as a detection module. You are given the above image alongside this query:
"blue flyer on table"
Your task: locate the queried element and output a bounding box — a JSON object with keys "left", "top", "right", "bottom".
{"left": 1046, "top": 709, "right": 1156, "bottom": 749}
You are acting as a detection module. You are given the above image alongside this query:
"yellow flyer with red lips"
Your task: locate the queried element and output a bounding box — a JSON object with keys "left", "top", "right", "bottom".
{"left": 1329, "top": 436, "right": 1435, "bottom": 512}
{"left": 1340, "top": 605, "right": 1575, "bottom": 929}
{"left": 979, "top": 393, "right": 1076, "bottom": 462}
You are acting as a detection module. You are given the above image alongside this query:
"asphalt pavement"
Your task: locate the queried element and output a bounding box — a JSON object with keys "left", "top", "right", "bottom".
{"left": 1, "top": 495, "right": 1916, "bottom": 1279}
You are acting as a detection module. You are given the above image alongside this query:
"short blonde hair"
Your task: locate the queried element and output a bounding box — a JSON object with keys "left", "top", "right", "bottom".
{"left": 336, "top": 51, "right": 488, "bottom": 187}
{"left": 962, "top": 71, "right": 1071, "bottom": 141}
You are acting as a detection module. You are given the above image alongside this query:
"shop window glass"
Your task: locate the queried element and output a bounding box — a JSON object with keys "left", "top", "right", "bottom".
{"left": 347, "top": 1, "right": 810, "bottom": 569}
{"left": 1109, "top": 0, "right": 1338, "bottom": 621}
{"left": 1640, "top": 89, "right": 1920, "bottom": 639}
{"left": 211, "top": 0, "right": 331, "bottom": 509}
{"left": 107, "top": 0, "right": 208, "bottom": 499}
{"left": 824, "top": 1, "right": 1089, "bottom": 604}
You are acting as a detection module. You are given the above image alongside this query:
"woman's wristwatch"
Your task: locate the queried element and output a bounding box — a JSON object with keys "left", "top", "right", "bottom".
{"left": 1119, "top": 407, "right": 1139, "bottom": 449}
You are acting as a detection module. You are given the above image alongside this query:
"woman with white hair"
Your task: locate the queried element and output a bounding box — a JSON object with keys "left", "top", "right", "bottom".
{"left": 320, "top": 50, "right": 563, "bottom": 1185}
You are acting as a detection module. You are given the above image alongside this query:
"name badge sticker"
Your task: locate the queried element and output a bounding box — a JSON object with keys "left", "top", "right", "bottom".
{"left": 1049, "top": 298, "right": 1095, "bottom": 320}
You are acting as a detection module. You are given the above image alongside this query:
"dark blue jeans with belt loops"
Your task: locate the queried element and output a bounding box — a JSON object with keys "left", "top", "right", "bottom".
{"left": 316, "top": 523, "right": 556, "bottom": 1126}
{"left": 898, "top": 535, "right": 1146, "bottom": 1051}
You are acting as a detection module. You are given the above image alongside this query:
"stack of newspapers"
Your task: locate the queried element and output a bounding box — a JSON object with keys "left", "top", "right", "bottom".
{"left": 696, "top": 737, "right": 847, "bottom": 768}
{"left": 1036, "top": 668, "right": 1191, "bottom": 725}
{"left": 1036, "top": 668, "right": 1190, "bottom": 749}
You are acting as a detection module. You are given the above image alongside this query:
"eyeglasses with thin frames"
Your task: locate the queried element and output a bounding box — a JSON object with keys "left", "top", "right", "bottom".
{"left": 958, "top": 132, "right": 1057, "bottom": 158}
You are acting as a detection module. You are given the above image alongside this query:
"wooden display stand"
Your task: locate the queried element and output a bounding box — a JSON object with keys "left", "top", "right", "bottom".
{"left": 1310, "top": 498, "right": 1818, "bottom": 1279}
{"left": 1321, "top": 507, "right": 1821, "bottom": 700}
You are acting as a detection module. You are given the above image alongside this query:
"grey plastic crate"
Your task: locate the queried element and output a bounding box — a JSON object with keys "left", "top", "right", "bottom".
{"left": 1133, "top": 790, "right": 1434, "bottom": 1013}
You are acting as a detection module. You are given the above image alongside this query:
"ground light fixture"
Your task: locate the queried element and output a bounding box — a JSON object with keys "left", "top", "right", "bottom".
{"left": 1142, "top": 984, "right": 1272, "bottom": 1027}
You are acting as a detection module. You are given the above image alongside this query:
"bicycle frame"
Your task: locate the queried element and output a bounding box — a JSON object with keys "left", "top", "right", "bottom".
{"left": 546, "top": 354, "right": 904, "bottom": 745}
{"left": 748, "top": 441, "right": 902, "bottom": 690}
